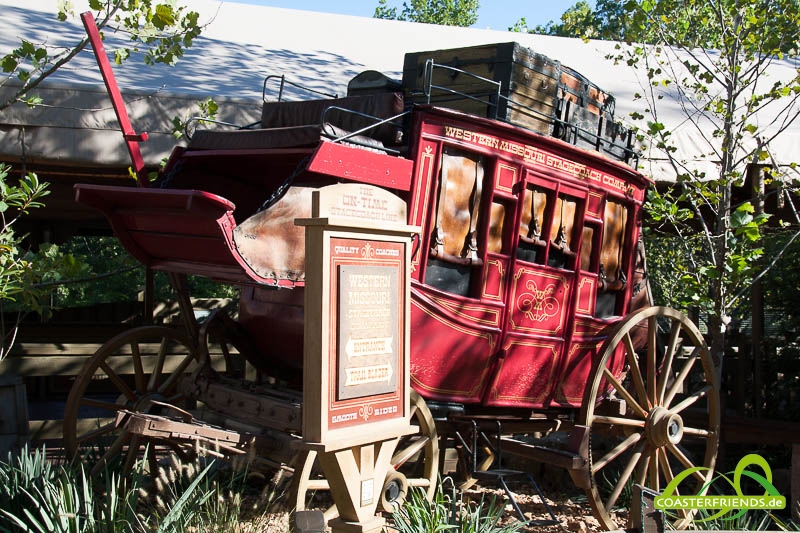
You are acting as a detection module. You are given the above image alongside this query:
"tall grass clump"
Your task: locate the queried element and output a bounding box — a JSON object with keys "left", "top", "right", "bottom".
{"left": 0, "top": 444, "right": 283, "bottom": 532}
{"left": 391, "top": 480, "right": 531, "bottom": 533}
{"left": 0, "top": 444, "right": 143, "bottom": 532}
{"left": 663, "top": 508, "right": 800, "bottom": 531}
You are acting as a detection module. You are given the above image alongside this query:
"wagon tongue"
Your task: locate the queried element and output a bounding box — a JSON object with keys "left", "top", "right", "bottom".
{"left": 114, "top": 409, "right": 252, "bottom": 457}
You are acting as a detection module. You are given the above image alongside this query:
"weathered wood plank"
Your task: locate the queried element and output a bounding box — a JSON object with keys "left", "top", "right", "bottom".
{"left": 2, "top": 353, "right": 228, "bottom": 377}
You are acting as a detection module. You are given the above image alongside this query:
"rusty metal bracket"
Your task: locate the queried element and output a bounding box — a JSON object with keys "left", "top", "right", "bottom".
{"left": 115, "top": 409, "right": 251, "bottom": 457}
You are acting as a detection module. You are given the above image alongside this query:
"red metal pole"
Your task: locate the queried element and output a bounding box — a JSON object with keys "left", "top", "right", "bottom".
{"left": 80, "top": 12, "right": 149, "bottom": 187}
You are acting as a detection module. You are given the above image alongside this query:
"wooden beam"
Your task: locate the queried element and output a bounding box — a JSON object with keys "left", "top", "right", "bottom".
{"left": 1, "top": 351, "right": 228, "bottom": 377}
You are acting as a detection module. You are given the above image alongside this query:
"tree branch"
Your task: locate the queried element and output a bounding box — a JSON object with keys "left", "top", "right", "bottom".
{"left": 0, "top": 3, "right": 120, "bottom": 111}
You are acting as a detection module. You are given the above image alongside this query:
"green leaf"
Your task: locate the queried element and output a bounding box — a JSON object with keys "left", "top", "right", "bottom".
{"left": 18, "top": 40, "right": 35, "bottom": 57}
{"left": 1, "top": 54, "right": 18, "bottom": 73}
{"left": 153, "top": 4, "right": 177, "bottom": 29}
{"left": 23, "top": 95, "right": 42, "bottom": 107}
{"left": 114, "top": 48, "right": 130, "bottom": 65}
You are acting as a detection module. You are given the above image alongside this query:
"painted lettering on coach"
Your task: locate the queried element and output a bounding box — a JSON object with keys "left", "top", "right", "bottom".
{"left": 442, "top": 125, "right": 638, "bottom": 198}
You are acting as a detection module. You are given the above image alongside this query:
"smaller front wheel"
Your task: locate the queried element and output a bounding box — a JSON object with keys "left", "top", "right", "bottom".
{"left": 291, "top": 390, "right": 439, "bottom": 521}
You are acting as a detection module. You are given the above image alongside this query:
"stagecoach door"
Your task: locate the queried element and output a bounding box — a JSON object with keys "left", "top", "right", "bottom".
{"left": 482, "top": 169, "right": 588, "bottom": 407}
{"left": 483, "top": 163, "right": 637, "bottom": 408}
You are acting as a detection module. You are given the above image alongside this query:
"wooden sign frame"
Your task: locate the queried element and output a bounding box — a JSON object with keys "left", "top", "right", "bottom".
{"left": 298, "top": 185, "right": 418, "bottom": 451}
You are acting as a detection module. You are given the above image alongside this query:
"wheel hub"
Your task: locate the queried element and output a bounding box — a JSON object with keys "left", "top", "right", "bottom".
{"left": 646, "top": 406, "right": 684, "bottom": 447}
{"left": 133, "top": 393, "right": 169, "bottom": 413}
{"left": 380, "top": 470, "right": 409, "bottom": 513}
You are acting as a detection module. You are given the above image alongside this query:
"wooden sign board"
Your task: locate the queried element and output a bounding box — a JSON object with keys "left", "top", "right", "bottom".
{"left": 298, "top": 184, "right": 418, "bottom": 451}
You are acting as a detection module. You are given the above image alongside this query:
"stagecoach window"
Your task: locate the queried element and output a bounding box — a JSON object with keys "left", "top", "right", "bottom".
{"left": 547, "top": 194, "right": 579, "bottom": 269}
{"left": 517, "top": 186, "right": 548, "bottom": 264}
{"left": 425, "top": 146, "right": 488, "bottom": 297}
{"left": 600, "top": 199, "right": 627, "bottom": 286}
{"left": 581, "top": 225, "right": 595, "bottom": 272}
{"left": 488, "top": 201, "right": 506, "bottom": 254}
{"left": 596, "top": 199, "right": 629, "bottom": 317}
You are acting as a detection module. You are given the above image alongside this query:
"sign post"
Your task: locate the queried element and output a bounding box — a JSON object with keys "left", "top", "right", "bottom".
{"left": 297, "top": 183, "right": 419, "bottom": 533}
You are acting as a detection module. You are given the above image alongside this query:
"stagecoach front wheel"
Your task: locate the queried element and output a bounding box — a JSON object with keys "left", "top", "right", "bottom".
{"left": 291, "top": 390, "right": 439, "bottom": 522}
{"left": 63, "top": 326, "right": 201, "bottom": 479}
{"left": 578, "top": 306, "right": 720, "bottom": 530}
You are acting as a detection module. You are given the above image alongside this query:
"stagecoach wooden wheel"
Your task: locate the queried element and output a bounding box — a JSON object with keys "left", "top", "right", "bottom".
{"left": 291, "top": 390, "right": 439, "bottom": 521}
{"left": 578, "top": 306, "right": 720, "bottom": 530}
{"left": 63, "top": 326, "right": 201, "bottom": 478}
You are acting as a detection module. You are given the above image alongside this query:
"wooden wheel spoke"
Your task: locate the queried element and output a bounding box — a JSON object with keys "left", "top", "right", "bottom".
{"left": 158, "top": 353, "right": 195, "bottom": 394}
{"left": 602, "top": 368, "right": 648, "bottom": 419}
{"left": 100, "top": 361, "right": 136, "bottom": 402}
{"left": 647, "top": 316, "right": 658, "bottom": 407}
{"left": 658, "top": 447, "right": 674, "bottom": 486}
{"left": 623, "top": 333, "right": 650, "bottom": 410}
{"left": 77, "top": 420, "right": 117, "bottom": 444}
{"left": 392, "top": 436, "right": 430, "bottom": 468}
{"left": 606, "top": 442, "right": 645, "bottom": 513}
{"left": 659, "top": 448, "right": 693, "bottom": 520}
{"left": 664, "top": 347, "right": 700, "bottom": 406}
{"left": 80, "top": 397, "right": 125, "bottom": 413}
{"left": 635, "top": 452, "right": 649, "bottom": 487}
{"left": 657, "top": 321, "right": 682, "bottom": 404}
{"left": 406, "top": 477, "right": 433, "bottom": 488}
{"left": 683, "top": 426, "right": 714, "bottom": 438}
{"left": 666, "top": 443, "right": 706, "bottom": 483}
{"left": 123, "top": 435, "right": 142, "bottom": 474}
{"left": 670, "top": 384, "right": 711, "bottom": 414}
{"left": 648, "top": 446, "right": 659, "bottom": 491}
{"left": 591, "top": 415, "right": 646, "bottom": 428}
{"left": 147, "top": 338, "right": 170, "bottom": 391}
{"left": 591, "top": 432, "right": 642, "bottom": 474}
{"left": 99, "top": 361, "right": 137, "bottom": 402}
{"left": 131, "top": 343, "right": 145, "bottom": 392}
{"left": 90, "top": 432, "right": 128, "bottom": 477}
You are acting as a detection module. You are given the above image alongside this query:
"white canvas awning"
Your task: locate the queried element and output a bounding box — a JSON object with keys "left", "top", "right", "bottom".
{"left": 0, "top": 0, "right": 798, "bottom": 182}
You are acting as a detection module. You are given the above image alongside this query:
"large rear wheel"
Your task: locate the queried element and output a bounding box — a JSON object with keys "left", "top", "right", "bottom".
{"left": 62, "top": 326, "right": 201, "bottom": 478}
{"left": 579, "top": 306, "right": 720, "bottom": 530}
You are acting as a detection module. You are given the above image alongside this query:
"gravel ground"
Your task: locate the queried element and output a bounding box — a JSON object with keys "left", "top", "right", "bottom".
{"left": 239, "top": 480, "right": 624, "bottom": 532}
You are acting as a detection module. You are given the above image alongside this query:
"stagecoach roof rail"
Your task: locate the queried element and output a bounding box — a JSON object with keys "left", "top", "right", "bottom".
{"left": 419, "top": 59, "right": 640, "bottom": 167}
{"left": 421, "top": 59, "right": 502, "bottom": 117}
{"left": 183, "top": 116, "right": 261, "bottom": 140}
{"left": 320, "top": 106, "right": 410, "bottom": 155}
{"left": 553, "top": 104, "right": 639, "bottom": 167}
{"left": 262, "top": 74, "right": 338, "bottom": 103}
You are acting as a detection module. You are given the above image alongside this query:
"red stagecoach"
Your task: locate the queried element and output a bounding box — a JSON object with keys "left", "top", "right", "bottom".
{"left": 62, "top": 15, "right": 720, "bottom": 530}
